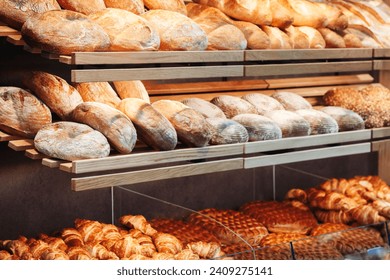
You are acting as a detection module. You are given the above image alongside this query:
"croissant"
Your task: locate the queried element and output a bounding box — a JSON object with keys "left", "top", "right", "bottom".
{"left": 152, "top": 252, "right": 175, "bottom": 260}
{"left": 372, "top": 200, "right": 390, "bottom": 219}
{"left": 319, "top": 178, "right": 350, "bottom": 194}
{"left": 174, "top": 248, "right": 200, "bottom": 260}
{"left": 347, "top": 205, "right": 386, "bottom": 225}
{"left": 0, "top": 250, "right": 13, "bottom": 260}
{"left": 309, "top": 192, "right": 359, "bottom": 211}
{"left": 153, "top": 232, "right": 183, "bottom": 255}
{"left": 29, "top": 240, "right": 51, "bottom": 259}
{"left": 101, "top": 223, "right": 122, "bottom": 241}
{"left": 128, "top": 229, "right": 156, "bottom": 257}
{"left": 314, "top": 209, "right": 352, "bottom": 224}
{"left": 74, "top": 219, "right": 104, "bottom": 244}
{"left": 126, "top": 254, "right": 151, "bottom": 260}
{"left": 40, "top": 249, "right": 69, "bottom": 260}
{"left": 83, "top": 242, "right": 119, "bottom": 260}
{"left": 284, "top": 188, "right": 307, "bottom": 203}
{"left": 285, "top": 200, "right": 311, "bottom": 212}
{"left": 66, "top": 246, "right": 93, "bottom": 260}
{"left": 61, "top": 228, "right": 84, "bottom": 247}
{"left": 40, "top": 236, "right": 68, "bottom": 252}
{"left": 119, "top": 215, "right": 157, "bottom": 236}
{"left": 186, "top": 241, "right": 225, "bottom": 259}
{"left": 1, "top": 239, "right": 31, "bottom": 259}
{"left": 111, "top": 235, "right": 153, "bottom": 259}
{"left": 306, "top": 188, "right": 326, "bottom": 203}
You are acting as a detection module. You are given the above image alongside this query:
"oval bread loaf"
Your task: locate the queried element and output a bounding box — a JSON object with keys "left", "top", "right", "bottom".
{"left": 272, "top": 91, "right": 312, "bottom": 111}
{"left": 232, "top": 114, "right": 282, "bottom": 141}
{"left": 210, "top": 95, "right": 258, "bottom": 118}
{"left": 152, "top": 99, "right": 212, "bottom": 147}
{"left": 232, "top": 20, "right": 270, "bottom": 49}
{"left": 117, "top": 98, "right": 177, "bottom": 151}
{"left": 242, "top": 93, "right": 285, "bottom": 115}
{"left": 56, "top": 0, "right": 106, "bottom": 15}
{"left": 265, "top": 110, "right": 311, "bottom": 137}
{"left": 22, "top": 71, "right": 83, "bottom": 121}
{"left": 0, "top": 87, "right": 52, "bottom": 138}
{"left": 181, "top": 97, "right": 226, "bottom": 119}
{"left": 144, "top": 0, "right": 187, "bottom": 15}
{"left": 34, "top": 121, "right": 110, "bottom": 161}
{"left": 206, "top": 118, "right": 249, "bottom": 145}
{"left": 295, "top": 109, "right": 339, "bottom": 135}
{"left": 320, "top": 106, "right": 365, "bottom": 131}
{"left": 112, "top": 80, "right": 150, "bottom": 103}
{"left": 103, "top": 0, "right": 144, "bottom": 14}
{"left": 72, "top": 102, "right": 137, "bottom": 154}
{"left": 74, "top": 82, "right": 121, "bottom": 108}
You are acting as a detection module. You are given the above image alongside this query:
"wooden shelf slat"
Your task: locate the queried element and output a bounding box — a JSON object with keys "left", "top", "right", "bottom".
{"left": 0, "top": 131, "right": 21, "bottom": 142}
{"left": 6, "top": 34, "right": 25, "bottom": 46}
{"left": 0, "top": 25, "right": 19, "bottom": 36}
{"left": 373, "top": 48, "right": 390, "bottom": 58}
{"left": 42, "top": 158, "right": 64, "bottom": 169}
{"left": 372, "top": 127, "right": 390, "bottom": 139}
{"left": 8, "top": 139, "right": 34, "bottom": 151}
{"left": 25, "top": 149, "right": 47, "bottom": 160}
{"left": 374, "top": 60, "right": 390, "bottom": 70}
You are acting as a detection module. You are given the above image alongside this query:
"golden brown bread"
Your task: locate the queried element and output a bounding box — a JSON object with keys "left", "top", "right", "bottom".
{"left": 61, "top": 228, "right": 84, "bottom": 247}
{"left": 186, "top": 241, "right": 225, "bottom": 259}
{"left": 347, "top": 205, "right": 386, "bottom": 225}
{"left": 119, "top": 215, "right": 158, "bottom": 236}
{"left": 285, "top": 188, "right": 308, "bottom": 203}
{"left": 318, "top": 27, "right": 346, "bottom": 48}
{"left": 296, "top": 26, "right": 326, "bottom": 49}
{"left": 112, "top": 80, "right": 150, "bottom": 103}
{"left": 152, "top": 232, "right": 183, "bottom": 255}
{"left": 279, "top": 0, "right": 328, "bottom": 28}
{"left": 270, "top": 0, "right": 294, "bottom": 29}
{"left": 57, "top": 0, "right": 106, "bottom": 15}
{"left": 342, "top": 33, "right": 363, "bottom": 48}
{"left": 74, "top": 82, "right": 121, "bottom": 108}
{"left": 314, "top": 1, "right": 348, "bottom": 31}
{"left": 103, "top": 0, "right": 144, "bottom": 14}
{"left": 261, "top": 26, "right": 292, "bottom": 49}
{"left": 66, "top": 247, "right": 93, "bottom": 260}
{"left": 314, "top": 209, "right": 352, "bottom": 224}
{"left": 232, "top": 20, "right": 270, "bottom": 49}
{"left": 283, "top": 25, "right": 310, "bottom": 49}
{"left": 144, "top": 0, "right": 187, "bottom": 15}
{"left": 84, "top": 242, "right": 119, "bottom": 260}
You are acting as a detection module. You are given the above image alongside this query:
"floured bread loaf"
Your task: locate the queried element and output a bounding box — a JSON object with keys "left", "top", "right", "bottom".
{"left": 318, "top": 28, "right": 346, "bottom": 48}
{"left": 117, "top": 98, "right": 177, "bottom": 151}
{"left": 89, "top": 8, "right": 160, "bottom": 51}
{"left": 186, "top": 3, "right": 247, "bottom": 50}
{"left": 265, "top": 110, "right": 311, "bottom": 137}
{"left": 74, "top": 82, "right": 121, "bottom": 108}
{"left": 206, "top": 118, "right": 249, "bottom": 145}
{"left": 144, "top": 0, "right": 187, "bottom": 15}
{"left": 320, "top": 106, "right": 365, "bottom": 132}
{"left": 295, "top": 109, "right": 339, "bottom": 135}
{"left": 104, "top": 0, "right": 145, "bottom": 14}
{"left": 0, "top": 0, "right": 61, "bottom": 29}
{"left": 21, "top": 10, "right": 110, "bottom": 54}
{"left": 181, "top": 97, "right": 226, "bottom": 119}
{"left": 141, "top": 9, "right": 208, "bottom": 51}
{"left": 232, "top": 114, "right": 282, "bottom": 141}
{"left": 34, "top": 122, "right": 110, "bottom": 161}
{"left": 272, "top": 91, "right": 312, "bottom": 111}
{"left": 210, "top": 95, "right": 258, "bottom": 118}
{"left": 232, "top": 21, "right": 270, "bottom": 50}
{"left": 23, "top": 71, "right": 83, "bottom": 121}
{"left": 56, "top": 0, "right": 106, "bottom": 15}
{"left": 296, "top": 26, "right": 326, "bottom": 49}
{"left": 112, "top": 80, "right": 150, "bottom": 103}
{"left": 72, "top": 102, "right": 137, "bottom": 154}
{"left": 152, "top": 100, "right": 212, "bottom": 147}
{"left": 261, "top": 26, "right": 292, "bottom": 49}
{"left": 0, "top": 87, "right": 52, "bottom": 138}
{"left": 279, "top": 0, "right": 328, "bottom": 28}
{"left": 242, "top": 93, "right": 284, "bottom": 115}
{"left": 283, "top": 25, "right": 310, "bottom": 49}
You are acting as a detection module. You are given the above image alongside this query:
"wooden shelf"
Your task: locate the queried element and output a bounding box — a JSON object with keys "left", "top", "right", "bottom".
{"left": 372, "top": 127, "right": 390, "bottom": 139}
{"left": 374, "top": 48, "right": 390, "bottom": 58}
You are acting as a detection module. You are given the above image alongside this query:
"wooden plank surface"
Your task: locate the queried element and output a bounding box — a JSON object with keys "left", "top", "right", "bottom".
{"left": 8, "top": 139, "right": 34, "bottom": 151}
{"left": 373, "top": 49, "right": 390, "bottom": 58}
{"left": 372, "top": 127, "right": 390, "bottom": 139}
{"left": 372, "top": 140, "right": 390, "bottom": 184}
{"left": 0, "top": 131, "right": 21, "bottom": 142}
{"left": 244, "top": 143, "right": 371, "bottom": 169}
{"left": 42, "top": 158, "right": 63, "bottom": 169}
{"left": 25, "top": 149, "right": 47, "bottom": 160}
{"left": 6, "top": 34, "right": 25, "bottom": 46}
{"left": 0, "top": 25, "right": 19, "bottom": 36}
{"left": 373, "top": 60, "right": 390, "bottom": 70}
{"left": 71, "top": 158, "right": 243, "bottom": 191}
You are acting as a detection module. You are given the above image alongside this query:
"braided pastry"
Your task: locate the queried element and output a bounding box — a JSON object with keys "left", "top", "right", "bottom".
{"left": 119, "top": 215, "right": 157, "bottom": 236}
{"left": 347, "top": 205, "right": 386, "bottom": 225}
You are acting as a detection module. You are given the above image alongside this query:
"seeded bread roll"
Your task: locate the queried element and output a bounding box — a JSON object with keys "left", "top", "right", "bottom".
{"left": 320, "top": 106, "right": 365, "bottom": 131}
{"left": 56, "top": 0, "right": 106, "bottom": 15}
{"left": 295, "top": 109, "right": 339, "bottom": 135}
{"left": 112, "top": 80, "right": 150, "bottom": 103}
{"left": 272, "top": 91, "right": 312, "bottom": 111}
{"left": 181, "top": 97, "right": 226, "bottom": 119}
{"left": 242, "top": 93, "right": 285, "bottom": 115}
{"left": 232, "top": 114, "right": 282, "bottom": 141}
{"left": 265, "top": 110, "right": 311, "bottom": 137}
{"left": 74, "top": 82, "right": 121, "bottom": 108}
{"left": 103, "top": 0, "right": 144, "bottom": 14}
{"left": 206, "top": 118, "right": 249, "bottom": 145}
{"left": 210, "top": 95, "right": 258, "bottom": 119}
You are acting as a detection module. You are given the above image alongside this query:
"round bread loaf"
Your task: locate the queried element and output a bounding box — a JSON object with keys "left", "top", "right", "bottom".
{"left": 242, "top": 93, "right": 284, "bottom": 115}
{"left": 72, "top": 102, "right": 137, "bottom": 154}
{"left": 113, "top": 80, "right": 150, "bottom": 103}
{"left": 320, "top": 106, "right": 365, "bottom": 131}
{"left": 74, "top": 82, "right": 121, "bottom": 108}
{"left": 0, "top": 0, "right": 61, "bottom": 29}
{"left": 232, "top": 114, "right": 282, "bottom": 141}
{"left": 152, "top": 99, "right": 212, "bottom": 147}
{"left": 265, "top": 110, "right": 311, "bottom": 137}
{"left": 103, "top": 0, "right": 144, "bottom": 14}
{"left": 34, "top": 122, "right": 110, "bottom": 161}
{"left": 206, "top": 118, "right": 249, "bottom": 145}
{"left": 117, "top": 98, "right": 177, "bottom": 151}
{"left": 295, "top": 109, "right": 339, "bottom": 135}
{"left": 21, "top": 10, "right": 110, "bottom": 55}
{"left": 141, "top": 9, "right": 208, "bottom": 51}
{"left": 181, "top": 97, "right": 226, "bottom": 119}
{"left": 210, "top": 95, "right": 258, "bottom": 119}
{"left": 22, "top": 71, "right": 83, "bottom": 121}
{"left": 272, "top": 91, "right": 312, "bottom": 111}
{"left": 89, "top": 8, "right": 160, "bottom": 51}
{"left": 0, "top": 86, "right": 52, "bottom": 138}
{"left": 56, "top": 0, "right": 106, "bottom": 15}
{"left": 144, "top": 0, "right": 187, "bottom": 15}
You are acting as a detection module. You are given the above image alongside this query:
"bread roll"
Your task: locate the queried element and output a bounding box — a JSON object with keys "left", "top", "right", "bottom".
{"left": 56, "top": 0, "right": 106, "bottom": 15}
{"left": 270, "top": 0, "right": 294, "bottom": 29}
{"left": 210, "top": 95, "right": 258, "bottom": 118}
{"left": 22, "top": 71, "right": 83, "bottom": 121}
{"left": 295, "top": 109, "right": 339, "bottom": 135}
{"left": 144, "top": 0, "right": 186, "bottom": 15}
{"left": 342, "top": 33, "right": 363, "bottom": 48}
{"left": 181, "top": 97, "right": 226, "bottom": 119}
{"left": 0, "top": 87, "right": 52, "bottom": 138}
{"left": 186, "top": 3, "right": 247, "bottom": 50}
{"left": 103, "top": 0, "right": 144, "bottom": 14}
{"left": 318, "top": 28, "right": 346, "bottom": 48}
{"left": 206, "top": 118, "right": 249, "bottom": 145}
{"left": 72, "top": 102, "right": 137, "bottom": 154}
{"left": 112, "top": 81, "right": 150, "bottom": 103}
{"left": 264, "top": 110, "right": 311, "bottom": 137}
{"left": 320, "top": 106, "right": 365, "bottom": 132}
{"left": 0, "top": 0, "right": 61, "bottom": 29}
{"left": 141, "top": 9, "right": 208, "bottom": 51}
{"left": 271, "top": 91, "right": 312, "bottom": 111}
{"left": 74, "top": 82, "right": 121, "bottom": 108}
{"left": 89, "top": 8, "right": 160, "bottom": 51}
{"left": 242, "top": 93, "right": 284, "bottom": 115}
{"left": 152, "top": 100, "right": 212, "bottom": 147}
{"left": 283, "top": 25, "right": 310, "bottom": 49}
{"left": 279, "top": 0, "right": 328, "bottom": 28}
{"left": 117, "top": 98, "right": 177, "bottom": 151}
{"left": 296, "top": 26, "right": 326, "bottom": 49}
{"left": 261, "top": 26, "right": 292, "bottom": 49}
{"left": 232, "top": 21, "right": 270, "bottom": 50}
{"left": 34, "top": 122, "right": 110, "bottom": 161}
{"left": 314, "top": 2, "right": 348, "bottom": 32}
{"left": 21, "top": 10, "right": 110, "bottom": 55}
{"left": 232, "top": 114, "right": 282, "bottom": 141}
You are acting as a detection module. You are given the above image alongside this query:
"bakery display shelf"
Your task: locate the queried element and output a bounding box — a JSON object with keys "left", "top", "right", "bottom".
{"left": 374, "top": 48, "right": 390, "bottom": 58}
{"left": 374, "top": 59, "right": 390, "bottom": 71}
{"left": 372, "top": 127, "right": 390, "bottom": 139}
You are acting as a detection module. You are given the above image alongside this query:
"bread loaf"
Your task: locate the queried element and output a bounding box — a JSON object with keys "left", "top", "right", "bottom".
{"left": 0, "top": 0, "right": 61, "bottom": 29}
{"left": 261, "top": 26, "right": 292, "bottom": 49}
{"left": 152, "top": 100, "right": 212, "bottom": 147}
{"left": 144, "top": 0, "right": 187, "bottom": 15}
{"left": 72, "top": 102, "right": 137, "bottom": 154}
{"left": 318, "top": 28, "right": 346, "bottom": 48}
{"left": 314, "top": 2, "right": 348, "bottom": 32}
{"left": 117, "top": 98, "right": 177, "bottom": 151}
{"left": 34, "top": 122, "right": 110, "bottom": 161}
{"left": 271, "top": 91, "right": 312, "bottom": 111}
{"left": 296, "top": 26, "right": 326, "bottom": 49}
{"left": 264, "top": 110, "right": 311, "bottom": 137}
{"left": 270, "top": 0, "right": 294, "bottom": 29}
{"left": 186, "top": 3, "right": 247, "bottom": 50}
{"left": 21, "top": 10, "right": 110, "bottom": 55}
{"left": 181, "top": 97, "right": 226, "bottom": 119}
{"left": 295, "top": 109, "right": 339, "bottom": 135}
{"left": 74, "top": 82, "right": 121, "bottom": 108}
{"left": 210, "top": 95, "right": 258, "bottom": 118}
{"left": 56, "top": 0, "right": 106, "bottom": 15}
{"left": 232, "top": 21, "right": 270, "bottom": 50}
{"left": 320, "top": 106, "right": 365, "bottom": 131}
{"left": 241, "top": 93, "right": 284, "bottom": 115}
{"left": 103, "top": 0, "right": 144, "bottom": 14}
{"left": 89, "top": 8, "right": 160, "bottom": 51}
{"left": 112, "top": 81, "right": 150, "bottom": 103}
{"left": 283, "top": 25, "right": 310, "bottom": 49}
{"left": 22, "top": 71, "right": 83, "bottom": 121}
{"left": 279, "top": 0, "right": 328, "bottom": 28}
{"left": 206, "top": 118, "right": 249, "bottom": 145}
{"left": 141, "top": 9, "right": 208, "bottom": 51}
{"left": 231, "top": 114, "right": 282, "bottom": 141}
{"left": 0, "top": 87, "right": 52, "bottom": 138}
{"left": 342, "top": 33, "right": 363, "bottom": 48}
